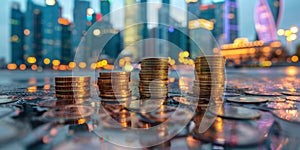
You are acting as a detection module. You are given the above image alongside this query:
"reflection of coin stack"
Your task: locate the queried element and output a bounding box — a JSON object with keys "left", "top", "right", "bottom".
{"left": 97, "top": 72, "right": 131, "bottom": 101}
{"left": 139, "top": 58, "right": 169, "bottom": 99}
{"left": 193, "top": 56, "right": 226, "bottom": 104}
{"left": 54, "top": 76, "right": 91, "bottom": 105}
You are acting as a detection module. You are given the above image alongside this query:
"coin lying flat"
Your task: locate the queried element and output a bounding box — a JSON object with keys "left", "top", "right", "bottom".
{"left": 0, "top": 96, "right": 18, "bottom": 104}
{"left": 282, "top": 91, "right": 300, "bottom": 96}
{"left": 244, "top": 90, "right": 282, "bottom": 96}
{"left": 55, "top": 76, "right": 91, "bottom": 82}
{"left": 209, "top": 105, "right": 261, "bottom": 120}
{"left": 226, "top": 96, "right": 268, "bottom": 103}
{"left": 285, "top": 96, "right": 300, "bottom": 102}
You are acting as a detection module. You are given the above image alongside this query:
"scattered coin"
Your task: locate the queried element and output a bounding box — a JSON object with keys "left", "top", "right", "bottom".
{"left": 210, "top": 105, "right": 261, "bottom": 120}
{"left": 226, "top": 96, "right": 268, "bottom": 103}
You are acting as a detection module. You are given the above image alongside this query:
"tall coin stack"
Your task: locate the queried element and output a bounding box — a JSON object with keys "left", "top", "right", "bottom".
{"left": 97, "top": 71, "right": 131, "bottom": 101}
{"left": 55, "top": 76, "right": 91, "bottom": 105}
{"left": 139, "top": 58, "right": 169, "bottom": 99}
{"left": 193, "top": 56, "right": 226, "bottom": 105}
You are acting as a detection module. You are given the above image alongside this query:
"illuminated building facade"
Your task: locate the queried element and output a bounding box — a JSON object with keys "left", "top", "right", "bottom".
{"left": 221, "top": 38, "right": 288, "bottom": 66}
{"left": 43, "top": 0, "right": 62, "bottom": 62}
{"left": 59, "top": 18, "right": 72, "bottom": 64}
{"left": 187, "top": 0, "right": 238, "bottom": 57}
{"left": 72, "top": 0, "right": 90, "bottom": 55}
{"left": 100, "top": 0, "right": 110, "bottom": 22}
{"left": 124, "top": 0, "right": 144, "bottom": 59}
{"left": 24, "top": 0, "right": 43, "bottom": 64}
{"left": 158, "top": 0, "right": 170, "bottom": 57}
{"left": 10, "top": 2, "right": 24, "bottom": 65}
{"left": 254, "top": 0, "right": 282, "bottom": 42}
{"left": 199, "top": 0, "right": 238, "bottom": 44}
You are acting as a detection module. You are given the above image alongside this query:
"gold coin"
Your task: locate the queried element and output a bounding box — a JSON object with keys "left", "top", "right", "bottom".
{"left": 98, "top": 86, "right": 129, "bottom": 90}
{"left": 97, "top": 83, "right": 130, "bottom": 88}
{"left": 141, "top": 67, "right": 169, "bottom": 70}
{"left": 195, "top": 62, "right": 225, "bottom": 66}
{"left": 140, "top": 70, "right": 169, "bottom": 74}
{"left": 99, "top": 75, "right": 130, "bottom": 79}
{"left": 99, "top": 71, "right": 130, "bottom": 75}
{"left": 98, "top": 78, "right": 130, "bottom": 82}
{"left": 140, "top": 61, "right": 169, "bottom": 64}
{"left": 55, "top": 76, "right": 91, "bottom": 82}
{"left": 55, "top": 90, "right": 90, "bottom": 95}
{"left": 140, "top": 89, "right": 168, "bottom": 93}
{"left": 98, "top": 85, "right": 129, "bottom": 90}
{"left": 195, "top": 68, "right": 225, "bottom": 72}
{"left": 140, "top": 57, "right": 168, "bottom": 62}
{"left": 139, "top": 83, "right": 168, "bottom": 87}
{"left": 101, "top": 97, "right": 132, "bottom": 101}
{"left": 56, "top": 94, "right": 90, "bottom": 99}
{"left": 139, "top": 72, "right": 168, "bottom": 76}
{"left": 100, "top": 93, "right": 131, "bottom": 98}
{"left": 99, "top": 89, "right": 130, "bottom": 93}
{"left": 140, "top": 82, "right": 168, "bottom": 86}
{"left": 55, "top": 86, "right": 90, "bottom": 91}
{"left": 98, "top": 75, "right": 130, "bottom": 79}
{"left": 55, "top": 82, "right": 90, "bottom": 87}
{"left": 100, "top": 90, "right": 131, "bottom": 94}
{"left": 139, "top": 76, "right": 168, "bottom": 79}
{"left": 140, "top": 94, "right": 167, "bottom": 98}
{"left": 194, "top": 80, "right": 225, "bottom": 83}
{"left": 55, "top": 89, "right": 90, "bottom": 93}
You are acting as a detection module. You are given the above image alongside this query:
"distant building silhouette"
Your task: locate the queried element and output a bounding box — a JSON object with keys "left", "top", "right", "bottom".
{"left": 124, "top": 0, "right": 145, "bottom": 59}
{"left": 198, "top": 0, "right": 238, "bottom": 44}
{"left": 43, "top": 0, "right": 62, "bottom": 62}
{"left": 59, "top": 18, "right": 72, "bottom": 65}
{"left": 10, "top": 2, "right": 24, "bottom": 65}
{"left": 100, "top": 0, "right": 110, "bottom": 22}
{"left": 24, "top": 0, "right": 43, "bottom": 64}
{"left": 254, "top": 0, "right": 282, "bottom": 42}
{"left": 72, "top": 0, "right": 90, "bottom": 59}
{"left": 187, "top": 0, "right": 238, "bottom": 57}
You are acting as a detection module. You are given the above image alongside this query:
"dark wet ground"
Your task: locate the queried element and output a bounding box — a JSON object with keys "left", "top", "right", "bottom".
{"left": 1, "top": 67, "right": 300, "bottom": 149}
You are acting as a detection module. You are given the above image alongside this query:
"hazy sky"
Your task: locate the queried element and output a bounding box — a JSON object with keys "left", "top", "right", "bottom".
{"left": 1, "top": 0, "right": 300, "bottom": 62}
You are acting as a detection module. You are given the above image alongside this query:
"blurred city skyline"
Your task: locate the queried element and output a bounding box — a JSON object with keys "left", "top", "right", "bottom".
{"left": 2, "top": 0, "right": 300, "bottom": 64}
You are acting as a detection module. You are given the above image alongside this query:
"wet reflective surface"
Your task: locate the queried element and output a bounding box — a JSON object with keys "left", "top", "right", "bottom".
{"left": 1, "top": 67, "right": 300, "bottom": 149}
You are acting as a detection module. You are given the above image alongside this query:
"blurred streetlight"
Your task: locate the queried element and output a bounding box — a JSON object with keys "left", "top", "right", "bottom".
{"left": 291, "top": 26, "right": 299, "bottom": 33}
{"left": 277, "top": 26, "right": 298, "bottom": 52}
{"left": 277, "top": 29, "right": 284, "bottom": 36}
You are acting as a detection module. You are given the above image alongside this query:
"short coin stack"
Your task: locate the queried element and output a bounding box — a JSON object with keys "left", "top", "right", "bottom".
{"left": 193, "top": 56, "right": 226, "bottom": 104}
{"left": 55, "top": 76, "right": 91, "bottom": 104}
{"left": 139, "top": 57, "right": 169, "bottom": 99}
{"left": 97, "top": 71, "right": 131, "bottom": 101}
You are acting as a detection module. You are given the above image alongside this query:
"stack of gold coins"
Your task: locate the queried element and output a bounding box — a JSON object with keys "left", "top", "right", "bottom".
{"left": 97, "top": 71, "right": 131, "bottom": 101}
{"left": 139, "top": 57, "right": 169, "bottom": 99}
{"left": 54, "top": 76, "right": 91, "bottom": 104}
{"left": 193, "top": 56, "right": 226, "bottom": 104}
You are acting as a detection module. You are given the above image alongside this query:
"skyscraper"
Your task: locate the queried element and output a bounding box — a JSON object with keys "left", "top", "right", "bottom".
{"left": 43, "top": 0, "right": 61, "bottom": 62}
{"left": 223, "top": 0, "right": 238, "bottom": 43}
{"left": 10, "top": 2, "right": 24, "bottom": 65}
{"left": 24, "top": 0, "right": 43, "bottom": 64}
{"left": 100, "top": 0, "right": 110, "bottom": 22}
{"left": 58, "top": 18, "right": 72, "bottom": 64}
{"left": 158, "top": 0, "right": 170, "bottom": 57}
{"left": 73, "top": 0, "right": 90, "bottom": 56}
{"left": 254, "top": 0, "right": 282, "bottom": 42}
{"left": 124, "top": 0, "right": 143, "bottom": 59}
{"left": 198, "top": 0, "right": 238, "bottom": 44}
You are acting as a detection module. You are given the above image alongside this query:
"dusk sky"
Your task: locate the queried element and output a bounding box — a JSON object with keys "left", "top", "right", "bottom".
{"left": 1, "top": 0, "right": 300, "bottom": 62}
